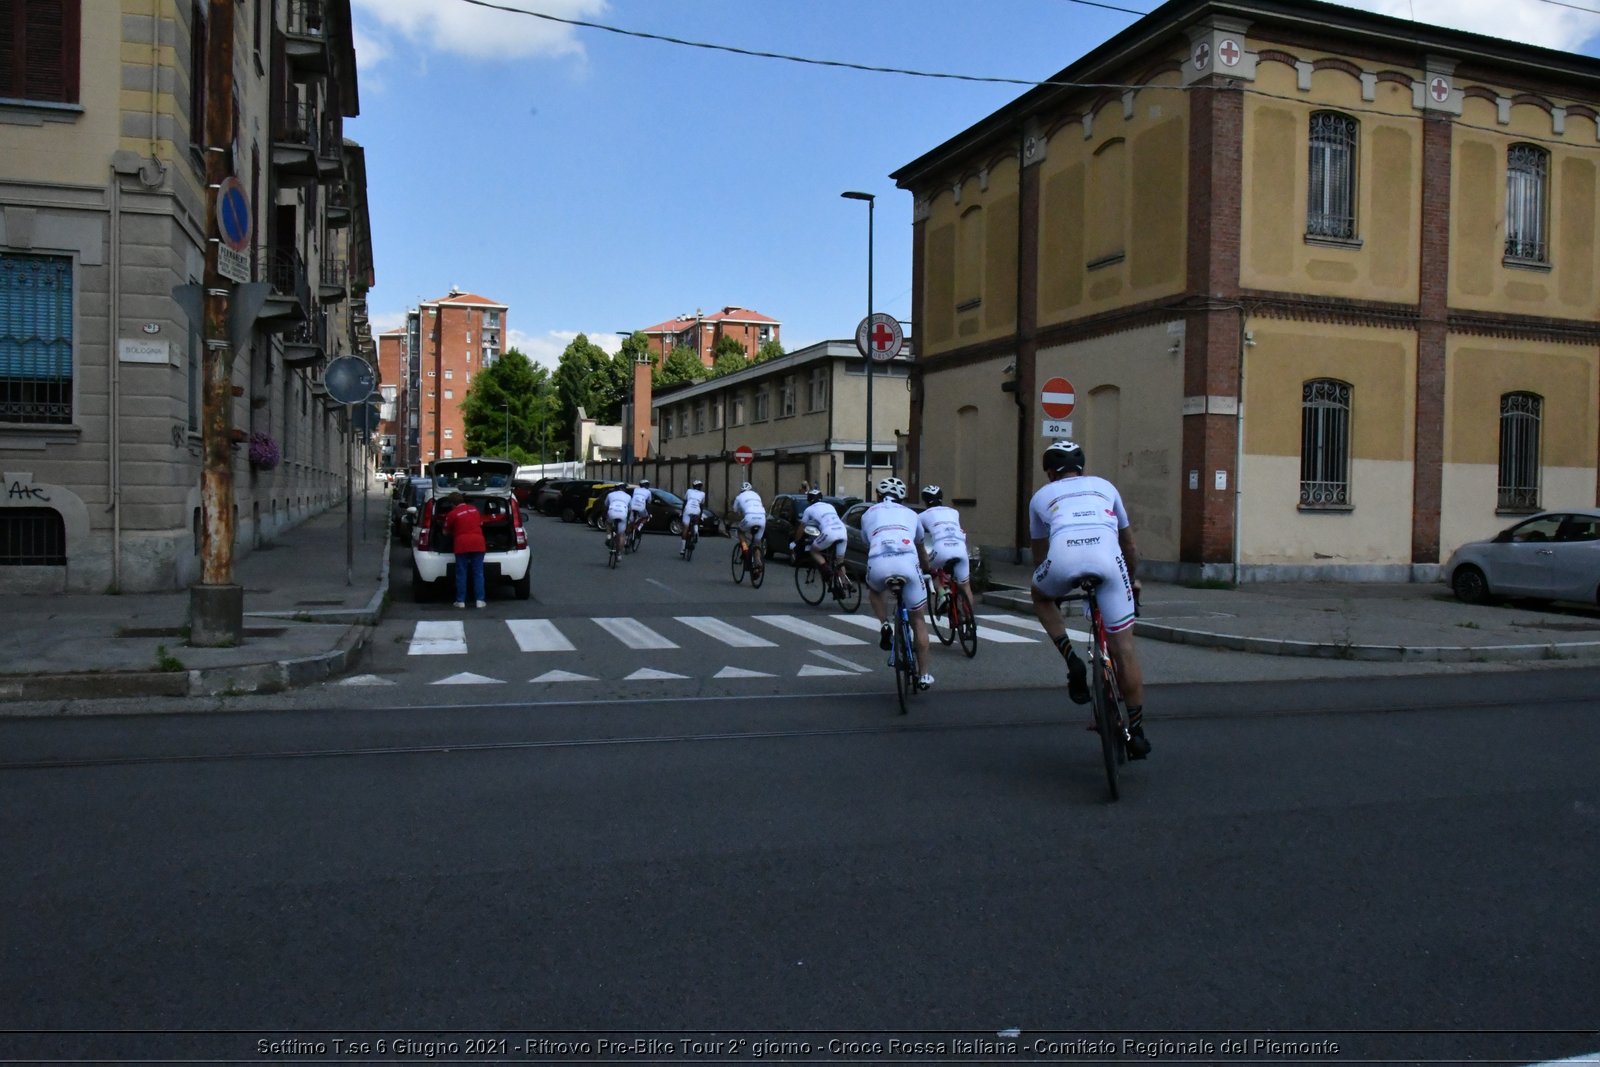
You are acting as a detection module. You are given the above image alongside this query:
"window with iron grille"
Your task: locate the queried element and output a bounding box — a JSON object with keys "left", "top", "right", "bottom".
{"left": 779, "top": 375, "right": 796, "bottom": 417}
{"left": 0, "top": 252, "right": 73, "bottom": 424}
{"left": 0, "top": 0, "right": 81, "bottom": 104}
{"left": 808, "top": 367, "right": 828, "bottom": 412}
{"left": 693, "top": 402, "right": 705, "bottom": 434}
{"left": 0, "top": 507, "right": 66, "bottom": 565}
{"left": 1300, "top": 379, "right": 1351, "bottom": 508}
{"left": 1307, "top": 111, "right": 1358, "bottom": 239}
{"left": 1506, "top": 144, "right": 1549, "bottom": 262}
{"left": 753, "top": 388, "right": 769, "bottom": 422}
{"left": 1498, "top": 392, "right": 1541, "bottom": 511}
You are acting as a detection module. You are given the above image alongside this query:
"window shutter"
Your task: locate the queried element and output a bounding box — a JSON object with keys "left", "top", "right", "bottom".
{"left": 1, "top": 0, "right": 78, "bottom": 104}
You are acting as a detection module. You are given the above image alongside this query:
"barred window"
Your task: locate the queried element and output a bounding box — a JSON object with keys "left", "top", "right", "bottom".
{"left": 0, "top": 507, "right": 66, "bottom": 565}
{"left": 1498, "top": 392, "right": 1541, "bottom": 511}
{"left": 1308, "top": 111, "right": 1357, "bottom": 239}
{"left": 693, "top": 402, "right": 705, "bottom": 434}
{"left": 779, "top": 375, "right": 797, "bottom": 417}
{"left": 808, "top": 367, "right": 828, "bottom": 412}
{"left": 1300, "top": 379, "right": 1351, "bottom": 508}
{"left": 1506, "top": 144, "right": 1549, "bottom": 262}
{"left": 753, "top": 388, "right": 769, "bottom": 422}
{"left": 0, "top": 252, "right": 73, "bottom": 424}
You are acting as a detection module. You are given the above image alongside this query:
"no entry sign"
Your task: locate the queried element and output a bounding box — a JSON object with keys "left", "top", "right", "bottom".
{"left": 1041, "top": 377, "right": 1076, "bottom": 418}
{"left": 734, "top": 445, "right": 754, "bottom": 465}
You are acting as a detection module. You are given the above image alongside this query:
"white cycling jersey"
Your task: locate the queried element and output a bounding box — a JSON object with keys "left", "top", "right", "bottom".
{"left": 604, "top": 489, "right": 631, "bottom": 522}
{"left": 800, "top": 501, "right": 847, "bottom": 548}
{"left": 629, "top": 486, "right": 652, "bottom": 514}
{"left": 733, "top": 489, "right": 765, "bottom": 530}
{"left": 681, "top": 487, "right": 706, "bottom": 519}
{"left": 1028, "top": 474, "right": 1136, "bottom": 633}
{"left": 919, "top": 505, "right": 970, "bottom": 583}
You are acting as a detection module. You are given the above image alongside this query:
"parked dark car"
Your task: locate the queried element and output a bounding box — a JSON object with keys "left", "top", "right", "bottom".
{"left": 763, "top": 493, "right": 861, "bottom": 562}
{"left": 391, "top": 476, "right": 433, "bottom": 544}
{"left": 532, "top": 478, "right": 580, "bottom": 516}
{"left": 553, "top": 479, "right": 610, "bottom": 522}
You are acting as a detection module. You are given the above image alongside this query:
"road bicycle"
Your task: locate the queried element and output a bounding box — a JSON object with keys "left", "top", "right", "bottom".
{"left": 730, "top": 535, "right": 765, "bottom": 588}
{"left": 793, "top": 548, "right": 862, "bottom": 613}
{"left": 1059, "top": 576, "right": 1132, "bottom": 801}
{"left": 925, "top": 567, "right": 977, "bottom": 658}
{"left": 885, "top": 575, "right": 921, "bottom": 715}
{"left": 605, "top": 524, "right": 621, "bottom": 569}
{"left": 681, "top": 518, "right": 699, "bottom": 562}
{"left": 625, "top": 514, "right": 644, "bottom": 554}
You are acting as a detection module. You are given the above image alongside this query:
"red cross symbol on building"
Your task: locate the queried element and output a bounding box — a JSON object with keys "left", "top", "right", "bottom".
{"left": 1430, "top": 77, "right": 1450, "bottom": 103}
{"left": 870, "top": 322, "right": 896, "bottom": 351}
{"left": 1219, "top": 39, "right": 1241, "bottom": 66}
{"left": 1193, "top": 42, "right": 1210, "bottom": 69}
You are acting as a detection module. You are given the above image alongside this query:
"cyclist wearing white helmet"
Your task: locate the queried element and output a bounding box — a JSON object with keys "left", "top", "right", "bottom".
{"left": 860, "top": 476, "right": 934, "bottom": 689}
{"left": 1028, "top": 439, "right": 1149, "bottom": 757}
{"left": 678, "top": 478, "right": 708, "bottom": 556}
{"left": 793, "top": 487, "right": 848, "bottom": 578}
{"left": 917, "top": 484, "right": 973, "bottom": 616}
{"left": 602, "top": 483, "right": 632, "bottom": 555}
{"left": 628, "top": 478, "right": 653, "bottom": 540}
{"left": 732, "top": 480, "right": 767, "bottom": 573}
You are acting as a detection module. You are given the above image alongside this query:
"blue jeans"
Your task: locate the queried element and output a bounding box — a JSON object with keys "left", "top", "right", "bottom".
{"left": 454, "top": 552, "right": 485, "bottom": 603}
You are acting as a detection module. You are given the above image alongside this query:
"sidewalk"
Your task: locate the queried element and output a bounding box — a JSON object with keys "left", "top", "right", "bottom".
{"left": 0, "top": 493, "right": 391, "bottom": 703}
{"left": 5, "top": 510, "right": 1600, "bottom": 707}
{"left": 980, "top": 558, "right": 1600, "bottom": 662}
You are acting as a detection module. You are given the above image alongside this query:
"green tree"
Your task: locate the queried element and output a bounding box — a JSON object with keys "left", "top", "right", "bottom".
{"left": 755, "top": 339, "right": 785, "bottom": 362}
{"left": 655, "top": 345, "right": 708, "bottom": 387}
{"left": 553, "top": 333, "right": 625, "bottom": 446}
{"left": 460, "top": 348, "right": 558, "bottom": 462}
{"left": 708, "top": 335, "right": 748, "bottom": 377}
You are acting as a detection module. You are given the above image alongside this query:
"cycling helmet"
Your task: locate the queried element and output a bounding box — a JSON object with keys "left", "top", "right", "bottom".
{"left": 1042, "top": 439, "right": 1085, "bottom": 474}
{"left": 921, "top": 485, "right": 943, "bottom": 505}
{"left": 741, "top": 481, "right": 753, "bottom": 492}
{"left": 639, "top": 478, "right": 650, "bottom": 487}
{"left": 877, "top": 476, "right": 907, "bottom": 501}
{"left": 806, "top": 488, "right": 823, "bottom": 503}
{"left": 692, "top": 479, "right": 704, "bottom": 489}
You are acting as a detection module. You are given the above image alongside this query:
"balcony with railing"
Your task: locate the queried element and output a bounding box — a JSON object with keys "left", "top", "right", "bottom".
{"left": 260, "top": 246, "right": 310, "bottom": 327}
{"left": 316, "top": 117, "right": 344, "bottom": 183}
{"left": 318, "top": 255, "right": 347, "bottom": 302}
{"left": 283, "top": 311, "right": 327, "bottom": 367}
{"left": 285, "top": 0, "right": 330, "bottom": 76}
{"left": 272, "top": 101, "right": 321, "bottom": 183}
{"left": 326, "top": 182, "right": 352, "bottom": 228}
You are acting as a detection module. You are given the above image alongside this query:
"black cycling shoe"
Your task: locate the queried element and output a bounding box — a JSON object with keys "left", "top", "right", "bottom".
{"left": 879, "top": 623, "right": 893, "bottom": 651}
{"left": 1127, "top": 727, "right": 1151, "bottom": 760}
{"left": 1065, "top": 648, "right": 1090, "bottom": 705}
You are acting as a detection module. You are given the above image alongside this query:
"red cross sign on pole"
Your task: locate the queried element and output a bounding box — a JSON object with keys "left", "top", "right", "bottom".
{"left": 855, "top": 313, "right": 903, "bottom": 363}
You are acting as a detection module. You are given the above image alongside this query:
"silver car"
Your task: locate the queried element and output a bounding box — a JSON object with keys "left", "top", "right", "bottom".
{"left": 1444, "top": 508, "right": 1600, "bottom": 605}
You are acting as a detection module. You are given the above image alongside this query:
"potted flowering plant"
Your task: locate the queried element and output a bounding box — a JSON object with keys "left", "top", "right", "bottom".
{"left": 248, "top": 431, "right": 281, "bottom": 471}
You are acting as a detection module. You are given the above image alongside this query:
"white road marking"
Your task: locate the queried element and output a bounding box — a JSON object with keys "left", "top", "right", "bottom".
{"left": 752, "top": 614, "right": 866, "bottom": 646}
{"left": 714, "top": 666, "right": 775, "bottom": 679}
{"left": 809, "top": 649, "right": 873, "bottom": 674}
{"left": 798, "top": 664, "right": 856, "bottom": 677}
{"left": 335, "top": 674, "right": 396, "bottom": 686}
{"left": 624, "top": 667, "right": 690, "bottom": 681}
{"left": 431, "top": 672, "right": 505, "bottom": 685}
{"left": 505, "top": 619, "right": 575, "bottom": 652}
{"left": 530, "top": 669, "right": 596, "bottom": 683}
{"left": 675, "top": 616, "right": 776, "bottom": 647}
{"left": 981, "top": 613, "right": 1090, "bottom": 643}
{"left": 593, "top": 617, "right": 679, "bottom": 650}
{"left": 408, "top": 621, "right": 467, "bottom": 655}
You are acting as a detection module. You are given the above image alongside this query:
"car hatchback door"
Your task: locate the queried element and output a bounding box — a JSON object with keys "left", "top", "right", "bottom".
{"left": 1549, "top": 513, "right": 1600, "bottom": 602}
{"left": 1488, "top": 514, "right": 1568, "bottom": 597}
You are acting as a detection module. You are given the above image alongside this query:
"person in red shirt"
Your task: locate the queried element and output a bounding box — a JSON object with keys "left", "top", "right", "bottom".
{"left": 442, "top": 491, "right": 488, "bottom": 607}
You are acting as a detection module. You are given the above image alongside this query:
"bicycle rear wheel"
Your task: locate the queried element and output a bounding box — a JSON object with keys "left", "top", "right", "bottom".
{"left": 607, "top": 534, "right": 619, "bottom": 569}
{"left": 893, "top": 615, "right": 912, "bottom": 716}
{"left": 795, "top": 562, "right": 825, "bottom": 605}
{"left": 750, "top": 554, "right": 765, "bottom": 588}
{"left": 1089, "top": 645, "right": 1119, "bottom": 801}
{"left": 835, "top": 572, "right": 862, "bottom": 613}
{"left": 928, "top": 577, "right": 953, "bottom": 645}
{"left": 731, "top": 542, "right": 745, "bottom": 584}
{"left": 956, "top": 592, "right": 978, "bottom": 658}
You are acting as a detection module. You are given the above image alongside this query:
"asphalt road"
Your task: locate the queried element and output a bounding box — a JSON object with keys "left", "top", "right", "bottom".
{"left": 3, "top": 665, "right": 1597, "bottom": 1064}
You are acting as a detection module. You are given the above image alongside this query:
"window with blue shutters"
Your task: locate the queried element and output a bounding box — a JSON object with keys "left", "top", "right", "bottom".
{"left": 0, "top": 252, "right": 74, "bottom": 424}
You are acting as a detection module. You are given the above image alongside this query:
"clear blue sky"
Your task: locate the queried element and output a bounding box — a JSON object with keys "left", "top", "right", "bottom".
{"left": 347, "top": 0, "right": 1600, "bottom": 368}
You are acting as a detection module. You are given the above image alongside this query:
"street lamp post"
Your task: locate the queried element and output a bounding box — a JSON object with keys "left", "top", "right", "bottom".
{"left": 841, "top": 191, "right": 875, "bottom": 499}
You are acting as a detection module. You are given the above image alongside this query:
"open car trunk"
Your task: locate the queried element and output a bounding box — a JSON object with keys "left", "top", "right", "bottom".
{"left": 430, "top": 496, "right": 519, "bottom": 553}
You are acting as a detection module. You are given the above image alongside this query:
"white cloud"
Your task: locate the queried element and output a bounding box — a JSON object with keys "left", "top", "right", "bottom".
{"left": 351, "top": 0, "right": 606, "bottom": 65}
{"left": 508, "top": 328, "right": 624, "bottom": 368}
{"left": 1335, "top": 0, "right": 1593, "bottom": 50}
{"left": 370, "top": 309, "right": 408, "bottom": 336}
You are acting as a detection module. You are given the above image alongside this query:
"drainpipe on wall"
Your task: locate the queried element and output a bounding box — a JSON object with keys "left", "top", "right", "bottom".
{"left": 1233, "top": 309, "right": 1249, "bottom": 586}
{"left": 108, "top": 167, "right": 122, "bottom": 592}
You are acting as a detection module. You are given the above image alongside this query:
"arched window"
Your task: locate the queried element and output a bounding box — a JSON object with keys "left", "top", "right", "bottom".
{"left": 1307, "top": 111, "right": 1358, "bottom": 239}
{"left": 1506, "top": 144, "right": 1549, "bottom": 262}
{"left": 1300, "top": 379, "right": 1351, "bottom": 507}
{"left": 1498, "top": 392, "right": 1542, "bottom": 511}
{"left": 0, "top": 507, "right": 66, "bottom": 565}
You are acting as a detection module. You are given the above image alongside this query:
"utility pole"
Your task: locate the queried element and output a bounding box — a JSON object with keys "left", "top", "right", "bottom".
{"left": 190, "top": 0, "right": 242, "bottom": 647}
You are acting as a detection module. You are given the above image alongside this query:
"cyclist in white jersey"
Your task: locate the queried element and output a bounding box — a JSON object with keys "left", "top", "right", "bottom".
{"left": 792, "top": 488, "right": 849, "bottom": 578}
{"left": 732, "top": 481, "right": 767, "bottom": 573}
{"left": 917, "top": 485, "right": 973, "bottom": 616}
{"left": 860, "top": 477, "right": 934, "bottom": 689}
{"left": 1028, "top": 439, "right": 1149, "bottom": 758}
{"left": 603, "top": 484, "right": 632, "bottom": 553}
{"left": 679, "top": 479, "right": 707, "bottom": 556}
{"left": 628, "top": 479, "right": 653, "bottom": 540}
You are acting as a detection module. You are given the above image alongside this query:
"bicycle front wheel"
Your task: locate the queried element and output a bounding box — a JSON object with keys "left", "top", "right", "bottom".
{"left": 730, "top": 542, "right": 746, "bottom": 584}
{"left": 795, "top": 562, "right": 825, "bottom": 605}
{"left": 893, "top": 621, "right": 911, "bottom": 715}
{"left": 956, "top": 592, "right": 978, "bottom": 658}
{"left": 684, "top": 530, "right": 696, "bottom": 562}
{"left": 928, "top": 578, "right": 953, "bottom": 645}
{"left": 1090, "top": 648, "right": 1119, "bottom": 801}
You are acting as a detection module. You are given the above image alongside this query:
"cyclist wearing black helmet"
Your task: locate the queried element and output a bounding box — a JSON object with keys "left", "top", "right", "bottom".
{"left": 917, "top": 485, "right": 973, "bottom": 616}
{"left": 1028, "top": 439, "right": 1150, "bottom": 757}
{"left": 793, "top": 487, "right": 849, "bottom": 578}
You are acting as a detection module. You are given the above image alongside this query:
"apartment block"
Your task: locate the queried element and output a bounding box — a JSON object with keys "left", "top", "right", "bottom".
{"left": 638, "top": 306, "right": 780, "bottom": 368}
{"left": 406, "top": 289, "right": 507, "bottom": 469}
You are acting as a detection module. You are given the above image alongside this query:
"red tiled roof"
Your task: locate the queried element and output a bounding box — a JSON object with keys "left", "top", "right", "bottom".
{"left": 425, "top": 291, "right": 507, "bottom": 307}
{"left": 637, "top": 307, "right": 778, "bottom": 333}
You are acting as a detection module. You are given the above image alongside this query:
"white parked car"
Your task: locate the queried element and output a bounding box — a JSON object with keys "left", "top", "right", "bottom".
{"left": 1443, "top": 508, "right": 1600, "bottom": 606}
{"left": 410, "top": 457, "right": 532, "bottom": 601}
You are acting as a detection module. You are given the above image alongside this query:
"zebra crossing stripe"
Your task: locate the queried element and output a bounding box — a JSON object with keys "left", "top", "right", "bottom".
{"left": 593, "top": 617, "right": 679, "bottom": 649}
{"left": 506, "top": 619, "right": 576, "bottom": 652}
{"left": 980, "top": 613, "right": 1090, "bottom": 643}
{"left": 409, "top": 621, "right": 467, "bottom": 655}
{"left": 625, "top": 667, "right": 689, "bottom": 681}
{"left": 675, "top": 616, "right": 776, "bottom": 647}
{"left": 826, "top": 612, "right": 1034, "bottom": 644}
{"left": 432, "top": 672, "right": 504, "bottom": 685}
{"left": 714, "top": 666, "right": 775, "bottom": 679}
{"left": 752, "top": 614, "right": 866, "bottom": 646}
{"left": 798, "top": 664, "right": 856, "bottom": 677}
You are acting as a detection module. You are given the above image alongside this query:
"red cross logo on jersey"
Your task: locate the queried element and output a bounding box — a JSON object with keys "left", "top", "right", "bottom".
{"left": 1219, "top": 39, "right": 1241, "bottom": 66}
{"left": 1430, "top": 77, "right": 1450, "bottom": 103}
